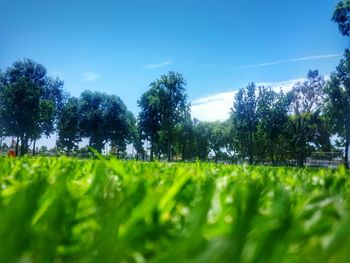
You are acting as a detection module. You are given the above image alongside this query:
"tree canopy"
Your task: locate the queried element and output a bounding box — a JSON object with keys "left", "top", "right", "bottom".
{"left": 0, "top": 59, "right": 63, "bottom": 155}
{"left": 324, "top": 49, "right": 350, "bottom": 167}
{"left": 333, "top": 0, "right": 350, "bottom": 36}
{"left": 79, "top": 91, "right": 133, "bottom": 154}
{"left": 138, "top": 71, "right": 189, "bottom": 161}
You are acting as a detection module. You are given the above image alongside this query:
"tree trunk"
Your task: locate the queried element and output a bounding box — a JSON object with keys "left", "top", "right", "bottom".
{"left": 248, "top": 131, "right": 254, "bottom": 165}
{"left": 20, "top": 136, "right": 24, "bottom": 156}
{"left": 168, "top": 129, "right": 173, "bottom": 162}
{"left": 167, "top": 140, "right": 171, "bottom": 162}
{"left": 270, "top": 141, "right": 275, "bottom": 166}
{"left": 15, "top": 137, "right": 19, "bottom": 156}
{"left": 32, "top": 140, "right": 36, "bottom": 156}
{"left": 150, "top": 141, "right": 154, "bottom": 161}
{"left": 20, "top": 135, "right": 29, "bottom": 156}
{"left": 296, "top": 119, "right": 304, "bottom": 167}
{"left": 67, "top": 147, "right": 71, "bottom": 157}
{"left": 297, "top": 154, "right": 303, "bottom": 167}
{"left": 167, "top": 150, "right": 171, "bottom": 162}
{"left": 344, "top": 136, "right": 349, "bottom": 169}
{"left": 297, "top": 143, "right": 305, "bottom": 167}
{"left": 182, "top": 141, "right": 186, "bottom": 161}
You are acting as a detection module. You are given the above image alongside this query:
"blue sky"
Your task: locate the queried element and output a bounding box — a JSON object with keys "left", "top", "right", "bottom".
{"left": 1, "top": 0, "right": 349, "bottom": 121}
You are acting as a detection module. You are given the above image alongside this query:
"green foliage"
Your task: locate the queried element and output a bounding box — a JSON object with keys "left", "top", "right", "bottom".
{"left": 288, "top": 70, "right": 330, "bottom": 167}
{"left": 333, "top": 0, "right": 350, "bottom": 36}
{"left": 205, "top": 121, "right": 231, "bottom": 163}
{"left": 0, "top": 59, "right": 64, "bottom": 155}
{"left": 138, "top": 72, "right": 189, "bottom": 161}
{"left": 230, "top": 83, "right": 258, "bottom": 165}
{"left": 138, "top": 85, "right": 163, "bottom": 160}
{"left": 256, "top": 87, "right": 291, "bottom": 164}
{"left": 57, "top": 97, "right": 81, "bottom": 155}
{"left": 1, "top": 158, "right": 350, "bottom": 262}
{"left": 190, "top": 119, "right": 211, "bottom": 160}
{"left": 79, "top": 91, "right": 133, "bottom": 154}
{"left": 324, "top": 49, "right": 350, "bottom": 167}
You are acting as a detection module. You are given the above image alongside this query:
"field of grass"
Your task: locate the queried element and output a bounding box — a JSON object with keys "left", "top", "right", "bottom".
{"left": 1, "top": 157, "right": 350, "bottom": 262}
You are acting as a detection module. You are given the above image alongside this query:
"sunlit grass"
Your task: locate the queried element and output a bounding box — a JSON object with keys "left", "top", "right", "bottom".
{"left": 0, "top": 157, "right": 350, "bottom": 262}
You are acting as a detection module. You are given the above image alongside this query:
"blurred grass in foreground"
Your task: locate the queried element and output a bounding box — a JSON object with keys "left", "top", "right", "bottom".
{"left": 1, "top": 157, "right": 350, "bottom": 262}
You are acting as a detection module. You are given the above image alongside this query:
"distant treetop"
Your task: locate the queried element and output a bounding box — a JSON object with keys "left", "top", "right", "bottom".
{"left": 333, "top": 0, "right": 350, "bottom": 36}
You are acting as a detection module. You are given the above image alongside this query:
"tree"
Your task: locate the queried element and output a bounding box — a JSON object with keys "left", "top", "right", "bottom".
{"left": 106, "top": 95, "right": 135, "bottom": 158}
{"left": 191, "top": 119, "right": 211, "bottom": 161}
{"left": 206, "top": 121, "right": 228, "bottom": 163}
{"left": 138, "top": 72, "right": 189, "bottom": 161}
{"left": 0, "top": 59, "right": 63, "bottom": 155}
{"left": 256, "top": 87, "right": 291, "bottom": 164}
{"left": 220, "top": 120, "right": 237, "bottom": 163}
{"left": 333, "top": 0, "right": 350, "bottom": 36}
{"left": 324, "top": 49, "right": 350, "bottom": 168}
{"left": 132, "top": 122, "right": 146, "bottom": 161}
{"left": 39, "top": 145, "right": 48, "bottom": 155}
{"left": 157, "top": 72, "right": 189, "bottom": 161}
{"left": 0, "top": 70, "right": 5, "bottom": 140}
{"left": 79, "top": 91, "right": 110, "bottom": 153}
{"left": 1, "top": 142, "right": 9, "bottom": 154}
{"left": 289, "top": 70, "right": 329, "bottom": 167}
{"left": 79, "top": 90, "right": 132, "bottom": 154}
{"left": 57, "top": 97, "right": 81, "bottom": 156}
{"left": 174, "top": 107, "right": 193, "bottom": 161}
{"left": 138, "top": 86, "right": 162, "bottom": 161}
{"left": 230, "top": 83, "right": 258, "bottom": 164}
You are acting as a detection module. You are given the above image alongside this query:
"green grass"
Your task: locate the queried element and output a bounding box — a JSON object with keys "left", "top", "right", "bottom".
{"left": 1, "top": 157, "right": 350, "bottom": 263}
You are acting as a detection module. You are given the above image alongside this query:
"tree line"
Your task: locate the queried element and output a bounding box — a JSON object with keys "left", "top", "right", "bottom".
{"left": 0, "top": 62, "right": 136, "bottom": 157}
{"left": 0, "top": 0, "right": 349, "bottom": 167}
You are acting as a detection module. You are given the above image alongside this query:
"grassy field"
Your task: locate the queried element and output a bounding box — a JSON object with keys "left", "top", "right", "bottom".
{"left": 0, "top": 157, "right": 350, "bottom": 263}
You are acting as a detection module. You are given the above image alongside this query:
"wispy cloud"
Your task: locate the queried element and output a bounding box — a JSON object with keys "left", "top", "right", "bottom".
{"left": 258, "top": 78, "right": 306, "bottom": 93}
{"left": 145, "top": 60, "right": 172, "bottom": 69}
{"left": 235, "top": 54, "right": 341, "bottom": 70}
{"left": 191, "top": 78, "right": 305, "bottom": 122}
{"left": 191, "top": 91, "right": 236, "bottom": 122}
{"left": 81, "top": 71, "right": 102, "bottom": 82}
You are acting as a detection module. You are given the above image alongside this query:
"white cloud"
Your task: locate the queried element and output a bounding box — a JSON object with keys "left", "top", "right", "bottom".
{"left": 190, "top": 78, "right": 305, "bottom": 122}
{"left": 191, "top": 91, "right": 236, "bottom": 122}
{"left": 81, "top": 71, "right": 102, "bottom": 82}
{"left": 235, "top": 54, "right": 341, "bottom": 69}
{"left": 259, "top": 78, "right": 305, "bottom": 93}
{"left": 145, "top": 60, "right": 172, "bottom": 69}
